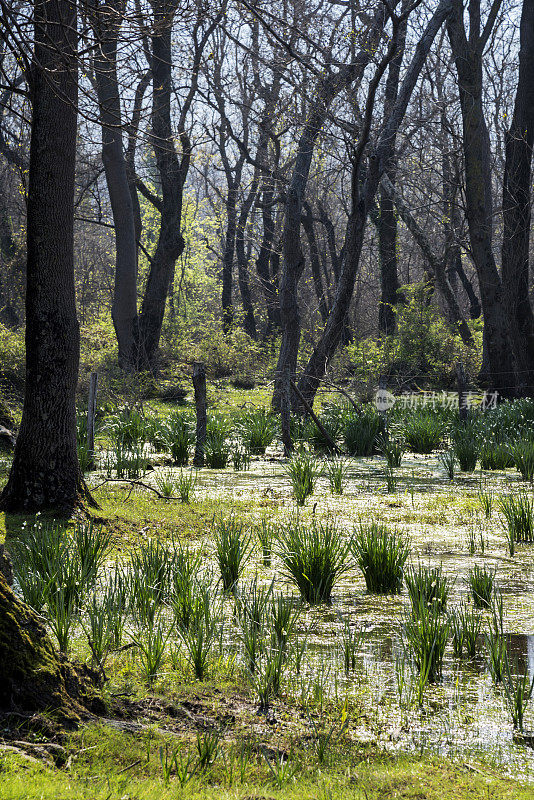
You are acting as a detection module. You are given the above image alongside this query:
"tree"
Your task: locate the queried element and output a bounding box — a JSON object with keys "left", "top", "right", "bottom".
{"left": 447, "top": 0, "right": 515, "bottom": 396}
{"left": 501, "top": 0, "right": 534, "bottom": 395}
{"left": 0, "top": 0, "right": 91, "bottom": 512}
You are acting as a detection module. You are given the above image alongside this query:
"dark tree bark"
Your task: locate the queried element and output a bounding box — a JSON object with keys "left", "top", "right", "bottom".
{"left": 235, "top": 179, "right": 258, "bottom": 340}
{"left": 0, "top": 0, "right": 92, "bottom": 513}
{"left": 378, "top": 10, "right": 408, "bottom": 335}
{"left": 137, "top": 0, "right": 185, "bottom": 366}
{"left": 221, "top": 183, "right": 238, "bottom": 331}
{"left": 501, "top": 0, "right": 534, "bottom": 395}
{"left": 447, "top": 0, "right": 515, "bottom": 396}
{"left": 137, "top": 4, "right": 221, "bottom": 367}
{"left": 89, "top": 0, "right": 139, "bottom": 370}
{"left": 302, "top": 204, "right": 329, "bottom": 323}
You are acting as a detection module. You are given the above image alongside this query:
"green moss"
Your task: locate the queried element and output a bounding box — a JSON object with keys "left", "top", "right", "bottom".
{"left": 0, "top": 574, "right": 101, "bottom": 722}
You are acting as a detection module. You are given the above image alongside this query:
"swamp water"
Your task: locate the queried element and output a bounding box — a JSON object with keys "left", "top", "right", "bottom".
{"left": 83, "top": 452, "right": 534, "bottom": 779}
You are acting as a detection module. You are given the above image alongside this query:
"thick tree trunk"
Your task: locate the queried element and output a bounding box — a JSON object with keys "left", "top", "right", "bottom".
{"left": 501, "top": 0, "right": 534, "bottom": 395}
{"left": 0, "top": 0, "right": 92, "bottom": 513}
{"left": 447, "top": 0, "right": 516, "bottom": 396}
{"left": 91, "top": 4, "right": 139, "bottom": 370}
{"left": 138, "top": 3, "right": 185, "bottom": 367}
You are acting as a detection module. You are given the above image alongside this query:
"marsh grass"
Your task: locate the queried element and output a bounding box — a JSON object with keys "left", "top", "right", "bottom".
{"left": 438, "top": 449, "right": 456, "bottom": 480}
{"left": 213, "top": 515, "right": 253, "bottom": 592}
{"left": 468, "top": 564, "right": 495, "bottom": 608}
{"left": 325, "top": 457, "right": 348, "bottom": 495}
{"left": 286, "top": 452, "right": 320, "bottom": 506}
{"left": 238, "top": 408, "right": 277, "bottom": 455}
{"left": 452, "top": 423, "right": 479, "bottom": 471}
{"left": 403, "top": 598, "right": 449, "bottom": 683}
{"left": 351, "top": 522, "right": 409, "bottom": 594}
{"left": 485, "top": 591, "right": 507, "bottom": 683}
{"left": 405, "top": 563, "right": 450, "bottom": 611}
{"left": 256, "top": 516, "right": 276, "bottom": 566}
{"left": 510, "top": 438, "right": 534, "bottom": 483}
{"left": 499, "top": 491, "right": 534, "bottom": 553}
{"left": 377, "top": 434, "right": 405, "bottom": 467}
{"left": 449, "top": 603, "right": 482, "bottom": 659}
{"left": 502, "top": 654, "right": 534, "bottom": 731}
{"left": 404, "top": 412, "right": 444, "bottom": 454}
{"left": 343, "top": 411, "right": 383, "bottom": 456}
{"left": 276, "top": 518, "right": 351, "bottom": 604}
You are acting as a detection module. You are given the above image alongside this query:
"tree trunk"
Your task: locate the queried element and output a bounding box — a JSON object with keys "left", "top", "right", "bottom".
{"left": 91, "top": 3, "right": 140, "bottom": 370}
{"left": 138, "top": 1, "right": 185, "bottom": 367}
{"left": 501, "top": 0, "right": 534, "bottom": 395}
{"left": 447, "top": 0, "right": 516, "bottom": 396}
{"left": 235, "top": 182, "right": 258, "bottom": 340}
{"left": 221, "top": 184, "right": 237, "bottom": 332}
{"left": 0, "top": 0, "right": 92, "bottom": 513}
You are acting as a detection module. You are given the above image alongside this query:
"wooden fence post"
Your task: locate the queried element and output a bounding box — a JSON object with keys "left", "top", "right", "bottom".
{"left": 87, "top": 371, "right": 98, "bottom": 469}
{"left": 193, "top": 362, "right": 207, "bottom": 467}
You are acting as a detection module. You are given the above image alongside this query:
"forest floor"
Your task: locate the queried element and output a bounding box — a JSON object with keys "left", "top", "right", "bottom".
{"left": 1, "top": 388, "right": 534, "bottom": 799}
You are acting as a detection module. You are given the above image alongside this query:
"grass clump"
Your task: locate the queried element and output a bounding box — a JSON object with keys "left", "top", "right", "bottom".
{"left": 377, "top": 433, "right": 405, "bottom": 467}
{"left": 499, "top": 491, "right": 534, "bottom": 554}
{"left": 450, "top": 603, "right": 482, "bottom": 659}
{"left": 286, "top": 452, "right": 320, "bottom": 506}
{"left": 351, "top": 522, "right": 409, "bottom": 595}
{"left": 343, "top": 410, "right": 383, "bottom": 456}
{"left": 325, "top": 456, "right": 348, "bottom": 494}
{"left": 405, "top": 563, "right": 450, "bottom": 611}
{"left": 212, "top": 515, "right": 252, "bottom": 592}
{"left": 467, "top": 564, "right": 495, "bottom": 608}
{"left": 510, "top": 438, "right": 534, "bottom": 483}
{"left": 452, "top": 423, "right": 479, "bottom": 471}
{"left": 238, "top": 408, "right": 277, "bottom": 455}
{"left": 276, "top": 518, "right": 351, "bottom": 604}
{"left": 403, "top": 598, "right": 449, "bottom": 683}
{"left": 404, "top": 411, "right": 444, "bottom": 454}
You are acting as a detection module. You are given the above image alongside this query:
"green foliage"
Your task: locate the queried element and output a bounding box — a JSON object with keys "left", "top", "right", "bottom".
{"left": 450, "top": 603, "right": 482, "bottom": 660}
{"left": 467, "top": 564, "right": 495, "bottom": 608}
{"left": 403, "top": 597, "right": 449, "bottom": 683}
{"left": 377, "top": 433, "right": 405, "bottom": 467}
{"left": 238, "top": 408, "right": 277, "bottom": 455}
{"left": 452, "top": 422, "right": 479, "bottom": 471}
{"left": 212, "top": 515, "right": 252, "bottom": 592}
{"left": 404, "top": 410, "right": 445, "bottom": 454}
{"left": 325, "top": 456, "right": 348, "bottom": 494}
{"left": 344, "top": 282, "right": 482, "bottom": 387}
{"left": 499, "top": 491, "right": 534, "bottom": 552}
{"left": 510, "top": 438, "right": 534, "bottom": 482}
